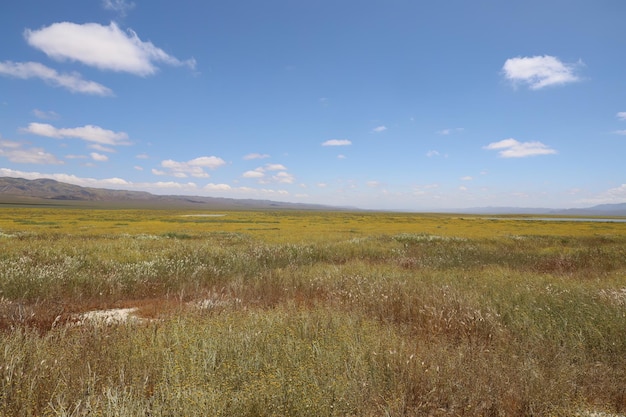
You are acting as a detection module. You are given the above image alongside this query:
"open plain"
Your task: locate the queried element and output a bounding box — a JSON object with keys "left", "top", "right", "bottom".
{"left": 1, "top": 208, "right": 625, "bottom": 416}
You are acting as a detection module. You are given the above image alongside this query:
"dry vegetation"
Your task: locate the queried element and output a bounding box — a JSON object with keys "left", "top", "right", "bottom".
{"left": 1, "top": 208, "right": 625, "bottom": 416}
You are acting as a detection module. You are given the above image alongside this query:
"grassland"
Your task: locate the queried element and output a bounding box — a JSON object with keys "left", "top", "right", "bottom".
{"left": 1, "top": 208, "right": 625, "bottom": 416}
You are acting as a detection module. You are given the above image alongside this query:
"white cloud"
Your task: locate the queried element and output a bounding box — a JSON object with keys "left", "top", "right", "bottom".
{"left": 90, "top": 152, "right": 109, "bottom": 162}
{"left": 264, "top": 163, "right": 287, "bottom": 171}
{"left": 372, "top": 126, "right": 387, "bottom": 133}
{"left": 33, "top": 109, "right": 60, "bottom": 120}
{"left": 204, "top": 183, "right": 232, "bottom": 191}
{"left": 366, "top": 181, "right": 381, "bottom": 188}
{"left": 337, "top": 154, "right": 346, "bottom": 159}
{"left": 242, "top": 170, "right": 264, "bottom": 178}
{"left": 24, "top": 22, "right": 196, "bottom": 76}
{"left": 426, "top": 150, "right": 440, "bottom": 157}
{"left": 0, "top": 167, "right": 203, "bottom": 193}
{"left": 617, "top": 112, "right": 626, "bottom": 121}
{"left": 502, "top": 55, "right": 582, "bottom": 90}
{"left": 89, "top": 144, "right": 116, "bottom": 153}
{"left": 102, "top": 0, "right": 135, "bottom": 15}
{"left": 65, "top": 154, "right": 88, "bottom": 160}
{"left": 158, "top": 156, "right": 226, "bottom": 178}
{"left": 460, "top": 176, "right": 473, "bottom": 181}
{"left": 322, "top": 139, "right": 351, "bottom": 146}
{"left": 579, "top": 184, "right": 626, "bottom": 205}
{"left": 243, "top": 153, "right": 270, "bottom": 160}
{"left": 0, "top": 61, "right": 113, "bottom": 95}
{"left": 484, "top": 138, "right": 557, "bottom": 158}
{"left": 22, "top": 122, "right": 130, "bottom": 146}
{"left": 459, "top": 186, "right": 468, "bottom": 191}
{"left": 273, "top": 171, "right": 294, "bottom": 184}
{"left": 613, "top": 130, "right": 626, "bottom": 135}
{"left": 437, "top": 127, "right": 464, "bottom": 135}
{"left": 0, "top": 139, "right": 63, "bottom": 165}
{"left": 134, "top": 165, "right": 143, "bottom": 171}
{"left": 136, "top": 153, "right": 149, "bottom": 159}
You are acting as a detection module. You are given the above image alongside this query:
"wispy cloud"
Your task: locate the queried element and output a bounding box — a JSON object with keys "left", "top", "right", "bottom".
{"left": 426, "top": 150, "right": 440, "bottom": 157}
{"left": 33, "top": 109, "right": 60, "bottom": 120}
{"left": 322, "top": 139, "right": 351, "bottom": 146}
{"left": 616, "top": 112, "right": 626, "bottom": 121}
{"left": 102, "top": 0, "right": 135, "bottom": 16}
{"left": 437, "top": 127, "right": 464, "bottom": 135}
{"left": 580, "top": 184, "right": 626, "bottom": 205}
{"left": 21, "top": 122, "right": 130, "bottom": 146}
{"left": 460, "top": 176, "right": 473, "bottom": 181}
{"left": 0, "top": 138, "right": 63, "bottom": 165}
{"left": 24, "top": 22, "right": 195, "bottom": 76}
{"left": 243, "top": 153, "right": 270, "bottom": 160}
{"left": 484, "top": 138, "right": 557, "bottom": 158}
{"left": 156, "top": 156, "right": 226, "bottom": 178}
{"left": 0, "top": 61, "right": 113, "bottom": 95}
{"left": 372, "top": 125, "right": 387, "bottom": 133}
{"left": 613, "top": 130, "right": 626, "bottom": 135}
{"left": 502, "top": 55, "right": 582, "bottom": 90}
{"left": 89, "top": 144, "right": 116, "bottom": 153}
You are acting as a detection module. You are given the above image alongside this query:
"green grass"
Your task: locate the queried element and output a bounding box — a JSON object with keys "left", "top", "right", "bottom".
{"left": 0, "top": 209, "right": 625, "bottom": 416}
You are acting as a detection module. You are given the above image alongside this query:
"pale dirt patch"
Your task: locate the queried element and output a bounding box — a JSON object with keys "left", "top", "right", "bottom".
{"left": 73, "top": 307, "right": 142, "bottom": 326}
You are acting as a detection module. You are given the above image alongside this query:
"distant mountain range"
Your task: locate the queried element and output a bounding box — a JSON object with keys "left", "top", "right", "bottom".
{"left": 454, "top": 204, "right": 626, "bottom": 216}
{"left": 1, "top": 176, "right": 625, "bottom": 215}
{"left": 0, "top": 177, "right": 337, "bottom": 210}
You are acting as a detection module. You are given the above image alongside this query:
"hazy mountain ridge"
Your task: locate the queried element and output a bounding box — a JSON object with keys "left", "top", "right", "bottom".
{"left": 448, "top": 204, "right": 626, "bottom": 216}
{"left": 1, "top": 177, "right": 625, "bottom": 214}
{"left": 0, "top": 177, "right": 337, "bottom": 210}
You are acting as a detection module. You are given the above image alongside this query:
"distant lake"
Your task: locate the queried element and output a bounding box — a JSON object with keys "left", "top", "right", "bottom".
{"left": 486, "top": 217, "right": 626, "bottom": 223}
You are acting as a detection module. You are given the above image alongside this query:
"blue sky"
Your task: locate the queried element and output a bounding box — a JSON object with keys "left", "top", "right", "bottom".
{"left": 1, "top": 0, "right": 625, "bottom": 210}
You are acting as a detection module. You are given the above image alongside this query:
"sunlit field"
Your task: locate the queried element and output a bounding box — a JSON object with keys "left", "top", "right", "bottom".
{"left": 1, "top": 208, "right": 625, "bottom": 416}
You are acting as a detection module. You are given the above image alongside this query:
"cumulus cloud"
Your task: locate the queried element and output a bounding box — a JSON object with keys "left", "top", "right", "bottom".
{"left": 242, "top": 170, "right": 264, "bottom": 178}
{"left": 0, "top": 167, "right": 205, "bottom": 194}
{"left": 24, "top": 22, "right": 195, "bottom": 76}
{"left": 0, "top": 61, "right": 113, "bottom": 95}
{"left": 204, "top": 183, "right": 232, "bottom": 191}
{"left": 502, "top": 55, "right": 582, "bottom": 90}
{"left": 90, "top": 152, "right": 109, "bottom": 162}
{"left": 21, "top": 122, "right": 130, "bottom": 146}
{"left": 0, "top": 138, "right": 63, "bottom": 165}
{"left": 322, "top": 139, "right": 351, "bottom": 146}
{"left": 273, "top": 171, "right": 294, "bottom": 184}
{"left": 264, "top": 163, "right": 287, "bottom": 171}
{"left": 157, "top": 156, "right": 226, "bottom": 178}
{"left": 484, "top": 138, "right": 557, "bottom": 158}
{"left": 243, "top": 153, "right": 270, "bottom": 160}
{"left": 242, "top": 163, "right": 292, "bottom": 183}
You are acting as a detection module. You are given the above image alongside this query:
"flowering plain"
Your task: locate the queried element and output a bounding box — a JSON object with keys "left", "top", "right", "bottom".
{"left": 1, "top": 208, "right": 625, "bottom": 416}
